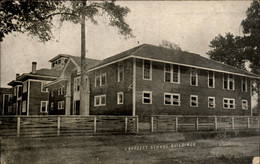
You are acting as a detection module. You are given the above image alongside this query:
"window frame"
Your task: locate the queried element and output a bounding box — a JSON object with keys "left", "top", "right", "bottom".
{"left": 94, "top": 95, "right": 106, "bottom": 106}
{"left": 95, "top": 69, "right": 106, "bottom": 87}
{"left": 40, "top": 101, "right": 48, "bottom": 113}
{"left": 58, "top": 101, "right": 65, "bottom": 109}
{"left": 164, "top": 63, "right": 180, "bottom": 84}
{"left": 164, "top": 93, "right": 181, "bottom": 106}
{"left": 223, "top": 98, "right": 235, "bottom": 109}
{"left": 22, "top": 101, "right": 26, "bottom": 113}
{"left": 142, "top": 91, "right": 152, "bottom": 104}
{"left": 190, "top": 95, "right": 198, "bottom": 107}
{"left": 143, "top": 60, "right": 152, "bottom": 80}
{"left": 23, "top": 81, "right": 28, "bottom": 93}
{"left": 117, "top": 61, "right": 124, "bottom": 82}
{"left": 208, "top": 96, "right": 216, "bottom": 108}
{"left": 74, "top": 77, "right": 80, "bottom": 92}
{"left": 117, "top": 92, "right": 124, "bottom": 105}
{"left": 223, "top": 73, "right": 235, "bottom": 90}
{"left": 242, "top": 99, "right": 248, "bottom": 110}
{"left": 241, "top": 78, "right": 248, "bottom": 92}
{"left": 41, "top": 81, "right": 49, "bottom": 92}
{"left": 190, "top": 68, "right": 198, "bottom": 86}
{"left": 17, "top": 85, "right": 22, "bottom": 98}
{"left": 208, "top": 71, "right": 215, "bottom": 88}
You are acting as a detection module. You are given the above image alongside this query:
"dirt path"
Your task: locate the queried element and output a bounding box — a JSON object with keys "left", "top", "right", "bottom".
{"left": 1, "top": 133, "right": 259, "bottom": 164}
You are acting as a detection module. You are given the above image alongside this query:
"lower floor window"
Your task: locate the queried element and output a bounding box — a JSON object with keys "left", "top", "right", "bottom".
{"left": 50, "top": 102, "right": 54, "bottom": 110}
{"left": 190, "top": 95, "right": 198, "bottom": 107}
{"left": 41, "top": 101, "right": 48, "bottom": 113}
{"left": 208, "top": 97, "right": 215, "bottom": 108}
{"left": 94, "top": 95, "right": 106, "bottom": 106}
{"left": 164, "top": 93, "right": 180, "bottom": 106}
{"left": 142, "top": 91, "right": 152, "bottom": 104}
{"left": 58, "top": 101, "right": 65, "bottom": 109}
{"left": 223, "top": 98, "right": 235, "bottom": 109}
{"left": 242, "top": 100, "right": 248, "bottom": 110}
{"left": 117, "top": 92, "right": 124, "bottom": 104}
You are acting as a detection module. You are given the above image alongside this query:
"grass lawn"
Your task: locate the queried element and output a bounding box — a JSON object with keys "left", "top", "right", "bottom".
{"left": 1, "top": 131, "right": 259, "bottom": 164}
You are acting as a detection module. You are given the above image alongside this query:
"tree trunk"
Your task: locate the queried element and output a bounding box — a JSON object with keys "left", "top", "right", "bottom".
{"left": 80, "top": 1, "right": 88, "bottom": 115}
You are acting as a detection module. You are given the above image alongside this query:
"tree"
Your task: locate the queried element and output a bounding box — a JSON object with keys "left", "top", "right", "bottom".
{"left": 207, "top": 33, "right": 246, "bottom": 70}
{"left": 241, "top": 0, "right": 260, "bottom": 76}
{"left": 159, "top": 40, "right": 181, "bottom": 51}
{"left": 0, "top": 0, "right": 133, "bottom": 115}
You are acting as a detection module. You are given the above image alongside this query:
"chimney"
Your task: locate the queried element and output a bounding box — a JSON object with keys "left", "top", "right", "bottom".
{"left": 32, "top": 62, "right": 37, "bottom": 74}
{"left": 16, "top": 73, "right": 20, "bottom": 79}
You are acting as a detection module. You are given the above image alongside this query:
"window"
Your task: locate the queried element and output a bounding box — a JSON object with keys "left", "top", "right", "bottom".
{"left": 190, "top": 68, "right": 198, "bottom": 86}
{"left": 8, "top": 106, "right": 12, "bottom": 113}
{"left": 58, "top": 85, "right": 65, "bottom": 95}
{"left": 208, "top": 71, "right": 215, "bottom": 88}
{"left": 41, "top": 101, "right": 48, "bottom": 113}
{"left": 41, "top": 81, "right": 48, "bottom": 92}
{"left": 50, "top": 102, "right": 54, "bottom": 110}
{"left": 190, "top": 95, "right": 198, "bottom": 107}
{"left": 117, "top": 92, "right": 124, "bottom": 104}
{"left": 23, "top": 81, "right": 28, "bottom": 93}
{"left": 58, "top": 101, "right": 64, "bottom": 109}
{"left": 164, "top": 93, "right": 180, "bottom": 106}
{"left": 94, "top": 95, "right": 106, "bottom": 106}
{"left": 14, "top": 87, "right": 16, "bottom": 96}
{"left": 142, "top": 91, "right": 152, "bottom": 104}
{"left": 223, "top": 98, "right": 235, "bottom": 109}
{"left": 242, "top": 100, "right": 248, "bottom": 110}
{"left": 22, "top": 101, "right": 26, "bottom": 113}
{"left": 95, "top": 70, "right": 106, "bottom": 87}
{"left": 143, "top": 60, "right": 152, "bottom": 80}
{"left": 241, "top": 78, "right": 247, "bottom": 92}
{"left": 223, "top": 73, "right": 235, "bottom": 90}
{"left": 117, "top": 61, "right": 124, "bottom": 82}
{"left": 164, "top": 64, "right": 180, "bottom": 83}
{"left": 17, "top": 86, "right": 22, "bottom": 98}
{"left": 208, "top": 97, "right": 215, "bottom": 108}
{"left": 74, "top": 77, "right": 80, "bottom": 92}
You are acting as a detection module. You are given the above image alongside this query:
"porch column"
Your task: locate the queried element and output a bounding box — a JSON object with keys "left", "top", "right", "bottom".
{"left": 132, "top": 58, "right": 136, "bottom": 116}
{"left": 85, "top": 76, "right": 90, "bottom": 115}
{"left": 65, "top": 81, "right": 71, "bottom": 115}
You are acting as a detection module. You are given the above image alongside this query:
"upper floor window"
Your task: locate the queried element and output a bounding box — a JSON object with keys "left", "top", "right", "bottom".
{"left": 117, "top": 61, "right": 124, "bottom": 82}
{"left": 14, "top": 87, "right": 17, "bottom": 96}
{"left": 164, "top": 64, "right": 180, "bottom": 83}
{"left": 241, "top": 78, "right": 247, "bottom": 92}
{"left": 143, "top": 60, "right": 152, "bottom": 80}
{"left": 22, "top": 101, "right": 26, "bottom": 113}
{"left": 17, "top": 86, "right": 22, "bottom": 97}
{"left": 142, "top": 91, "right": 152, "bottom": 104}
{"left": 74, "top": 77, "right": 80, "bottom": 92}
{"left": 94, "top": 95, "right": 106, "bottom": 106}
{"left": 223, "top": 73, "right": 234, "bottom": 90}
{"left": 208, "top": 97, "right": 216, "bottom": 108}
{"left": 190, "top": 95, "right": 198, "bottom": 107}
{"left": 223, "top": 98, "right": 235, "bottom": 109}
{"left": 164, "top": 93, "right": 180, "bottom": 106}
{"left": 41, "top": 81, "right": 48, "bottom": 92}
{"left": 242, "top": 100, "right": 248, "bottom": 110}
{"left": 23, "top": 81, "right": 28, "bottom": 93}
{"left": 190, "top": 68, "right": 198, "bottom": 86}
{"left": 41, "top": 101, "right": 48, "bottom": 113}
{"left": 95, "top": 69, "right": 106, "bottom": 87}
{"left": 117, "top": 92, "right": 124, "bottom": 105}
{"left": 58, "top": 85, "right": 65, "bottom": 95}
{"left": 208, "top": 71, "right": 215, "bottom": 88}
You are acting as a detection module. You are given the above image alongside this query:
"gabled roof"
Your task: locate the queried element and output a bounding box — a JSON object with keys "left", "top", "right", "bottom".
{"left": 48, "top": 54, "right": 70, "bottom": 62}
{"left": 88, "top": 44, "right": 259, "bottom": 79}
{"left": 69, "top": 56, "right": 101, "bottom": 70}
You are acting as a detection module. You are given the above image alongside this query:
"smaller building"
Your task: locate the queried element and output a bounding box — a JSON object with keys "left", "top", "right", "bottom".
{"left": 0, "top": 87, "right": 13, "bottom": 115}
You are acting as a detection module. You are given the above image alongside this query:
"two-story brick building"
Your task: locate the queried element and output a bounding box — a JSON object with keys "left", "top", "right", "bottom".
{"left": 8, "top": 62, "right": 61, "bottom": 115}
{"left": 46, "top": 44, "right": 259, "bottom": 120}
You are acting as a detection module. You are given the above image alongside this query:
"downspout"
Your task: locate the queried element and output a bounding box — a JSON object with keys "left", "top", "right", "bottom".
{"left": 132, "top": 58, "right": 136, "bottom": 116}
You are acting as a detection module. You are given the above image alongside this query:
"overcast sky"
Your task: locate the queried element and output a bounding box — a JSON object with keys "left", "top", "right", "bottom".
{"left": 0, "top": 1, "right": 251, "bottom": 87}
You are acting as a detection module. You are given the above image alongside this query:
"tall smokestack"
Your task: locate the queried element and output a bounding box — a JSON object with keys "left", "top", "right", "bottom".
{"left": 32, "top": 62, "right": 37, "bottom": 74}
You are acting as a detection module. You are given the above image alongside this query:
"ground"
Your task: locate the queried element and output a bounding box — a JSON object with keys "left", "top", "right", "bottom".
{"left": 1, "top": 131, "right": 259, "bottom": 164}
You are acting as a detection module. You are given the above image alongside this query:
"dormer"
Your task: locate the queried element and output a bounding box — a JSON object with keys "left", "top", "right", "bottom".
{"left": 49, "top": 54, "right": 70, "bottom": 70}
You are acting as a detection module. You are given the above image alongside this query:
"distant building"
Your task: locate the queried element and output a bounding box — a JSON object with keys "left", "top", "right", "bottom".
{"left": 47, "top": 44, "right": 260, "bottom": 120}
{"left": 8, "top": 62, "right": 61, "bottom": 115}
{"left": 0, "top": 87, "right": 13, "bottom": 115}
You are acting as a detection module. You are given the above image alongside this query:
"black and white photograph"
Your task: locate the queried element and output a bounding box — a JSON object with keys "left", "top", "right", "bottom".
{"left": 0, "top": 0, "right": 259, "bottom": 163}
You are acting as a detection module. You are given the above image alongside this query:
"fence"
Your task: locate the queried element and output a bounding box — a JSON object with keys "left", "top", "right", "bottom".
{"left": 0, "top": 115, "right": 138, "bottom": 138}
{"left": 151, "top": 115, "right": 259, "bottom": 133}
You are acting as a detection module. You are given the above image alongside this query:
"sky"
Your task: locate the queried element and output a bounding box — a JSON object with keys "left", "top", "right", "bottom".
{"left": 0, "top": 1, "right": 252, "bottom": 87}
